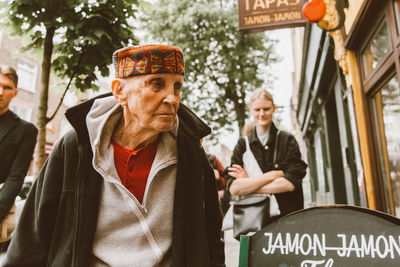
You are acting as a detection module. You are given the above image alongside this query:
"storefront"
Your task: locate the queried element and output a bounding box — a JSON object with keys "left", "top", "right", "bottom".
{"left": 344, "top": 0, "right": 400, "bottom": 215}
{"left": 296, "top": 0, "right": 400, "bottom": 216}
{"left": 296, "top": 23, "right": 363, "bottom": 207}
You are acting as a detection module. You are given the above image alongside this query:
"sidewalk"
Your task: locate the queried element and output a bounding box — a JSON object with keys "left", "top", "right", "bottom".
{"left": 224, "top": 229, "right": 240, "bottom": 267}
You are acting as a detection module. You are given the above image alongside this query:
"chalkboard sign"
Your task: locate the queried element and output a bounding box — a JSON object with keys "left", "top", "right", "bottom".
{"left": 238, "top": 205, "right": 400, "bottom": 267}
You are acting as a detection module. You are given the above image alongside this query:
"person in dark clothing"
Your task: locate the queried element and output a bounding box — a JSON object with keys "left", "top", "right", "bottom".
{"left": 207, "top": 153, "right": 230, "bottom": 216}
{"left": 3, "top": 45, "right": 224, "bottom": 267}
{"left": 0, "top": 65, "right": 37, "bottom": 225}
{"left": 227, "top": 88, "right": 307, "bottom": 221}
{"left": 207, "top": 154, "right": 226, "bottom": 191}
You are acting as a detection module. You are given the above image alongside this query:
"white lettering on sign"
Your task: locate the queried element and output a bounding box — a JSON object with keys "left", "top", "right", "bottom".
{"left": 253, "top": 0, "right": 265, "bottom": 9}
{"left": 244, "top": 0, "right": 301, "bottom": 11}
{"left": 301, "top": 258, "right": 334, "bottom": 267}
{"left": 263, "top": 233, "right": 326, "bottom": 256}
{"left": 265, "top": 0, "right": 275, "bottom": 8}
{"left": 262, "top": 233, "right": 400, "bottom": 260}
{"left": 243, "top": 11, "right": 302, "bottom": 26}
{"left": 273, "top": 11, "right": 302, "bottom": 22}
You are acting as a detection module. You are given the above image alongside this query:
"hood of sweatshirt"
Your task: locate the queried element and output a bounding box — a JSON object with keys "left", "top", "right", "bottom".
{"left": 84, "top": 95, "right": 179, "bottom": 188}
{"left": 84, "top": 95, "right": 180, "bottom": 266}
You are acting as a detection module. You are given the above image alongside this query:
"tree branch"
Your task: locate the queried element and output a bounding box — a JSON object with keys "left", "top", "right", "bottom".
{"left": 47, "top": 52, "right": 84, "bottom": 122}
{"left": 46, "top": 74, "right": 74, "bottom": 123}
{"left": 208, "top": 74, "right": 223, "bottom": 88}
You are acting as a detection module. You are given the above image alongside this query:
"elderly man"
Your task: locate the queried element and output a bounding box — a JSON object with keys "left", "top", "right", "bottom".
{"left": 0, "top": 66, "right": 37, "bottom": 229}
{"left": 4, "top": 45, "right": 225, "bottom": 266}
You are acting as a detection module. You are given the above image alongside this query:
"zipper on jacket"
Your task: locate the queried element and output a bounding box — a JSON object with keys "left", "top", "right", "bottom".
{"left": 142, "top": 159, "right": 177, "bottom": 206}
{"left": 107, "top": 159, "right": 177, "bottom": 211}
{"left": 200, "top": 150, "right": 210, "bottom": 264}
{"left": 71, "top": 136, "right": 85, "bottom": 267}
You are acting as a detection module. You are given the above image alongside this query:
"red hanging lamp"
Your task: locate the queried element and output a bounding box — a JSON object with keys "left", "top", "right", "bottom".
{"left": 302, "top": 0, "right": 327, "bottom": 23}
{"left": 302, "top": 0, "right": 348, "bottom": 32}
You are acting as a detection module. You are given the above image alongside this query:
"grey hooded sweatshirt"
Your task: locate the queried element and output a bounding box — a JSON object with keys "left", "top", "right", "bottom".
{"left": 86, "top": 96, "right": 178, "bottom": 267}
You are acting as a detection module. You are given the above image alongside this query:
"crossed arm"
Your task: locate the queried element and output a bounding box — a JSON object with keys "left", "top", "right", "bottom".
{"left": 228, "top": 164, "right": 295, "bottom": 196}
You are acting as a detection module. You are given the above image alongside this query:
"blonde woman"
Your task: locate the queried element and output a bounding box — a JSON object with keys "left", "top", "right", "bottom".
{"left": 227, "top": 88, "right": 307, "bottom": 225}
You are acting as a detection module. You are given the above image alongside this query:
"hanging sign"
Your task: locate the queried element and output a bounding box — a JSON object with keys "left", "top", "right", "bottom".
{"left": 238, "top": 205, "right": 400, "bottom": 266}
{"left": 238, "top": 0, "right": 307, "bottom": 32}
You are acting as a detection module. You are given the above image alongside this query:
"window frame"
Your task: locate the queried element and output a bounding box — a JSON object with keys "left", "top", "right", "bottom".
{"left": 349, "top": 0, "right": 400, "bottom": 214}
{"left": 16, "top": 60, "right": 38, "bottom": 93}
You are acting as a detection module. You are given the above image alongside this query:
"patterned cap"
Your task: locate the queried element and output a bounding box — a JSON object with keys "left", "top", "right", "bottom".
{"left": 112, "top": 44, "right": 184, "bottom": 78}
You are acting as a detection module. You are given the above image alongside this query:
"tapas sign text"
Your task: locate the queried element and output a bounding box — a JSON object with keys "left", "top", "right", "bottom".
{"left": 238, "top": 0, "right": 307, "bottom": 32}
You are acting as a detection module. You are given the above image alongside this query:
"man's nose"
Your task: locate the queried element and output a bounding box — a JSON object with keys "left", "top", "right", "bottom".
{"left": 163, "top": 93, "right": 178, "bottom": 105}
{"left": 0, "top": 87, "right": 3, "bottom": 95}
{"left": 163, "top": 85, "right": 179, "bottom": 105}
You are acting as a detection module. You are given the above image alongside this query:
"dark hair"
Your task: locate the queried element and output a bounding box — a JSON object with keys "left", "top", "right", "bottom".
{"left": 0, "top": 65, "right": 18, "bottom": 88}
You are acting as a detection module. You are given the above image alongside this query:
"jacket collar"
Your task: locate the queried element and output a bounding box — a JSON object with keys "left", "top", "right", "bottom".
{"left": 0, "top": 110, "right": 20, "bottom": 143}
{"left": 65, "top": 92, "right": 211, "bottom": 142}
{"left": 177, "top": 104, "right": 210, "bottom": 140}
{"left": 248, "top": 122, "right": 278, "bottom": 146}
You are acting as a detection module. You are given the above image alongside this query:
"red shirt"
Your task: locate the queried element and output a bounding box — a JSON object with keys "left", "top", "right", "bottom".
{"left": 112, "top": 138, "right": 159, "bottom": 204}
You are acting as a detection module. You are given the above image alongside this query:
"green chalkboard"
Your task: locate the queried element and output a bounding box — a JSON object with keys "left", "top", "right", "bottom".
{"left": 239, "top": 205, "right": 400, "bottom": 267}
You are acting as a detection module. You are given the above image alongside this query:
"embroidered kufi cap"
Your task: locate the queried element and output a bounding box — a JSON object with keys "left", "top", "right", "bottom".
{"left": 112, "top": 44, "right": 185, "bottom": 78}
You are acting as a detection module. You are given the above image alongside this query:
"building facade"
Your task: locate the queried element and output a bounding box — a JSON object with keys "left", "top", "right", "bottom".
{"left": 0, "top": 30, "right": 73, "bottom": 168}
{"left": 293, "top": 0, "right": 400, "bottom": 217}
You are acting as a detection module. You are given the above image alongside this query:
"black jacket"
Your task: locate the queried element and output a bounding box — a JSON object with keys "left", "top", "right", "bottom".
{"left": 227, "top": 123, "right": 307, "bottom": 217}
{"left": 0, "top": 110, "right": 37, "bottom": 221}
{"left": 4, "top": 94, "right": 224, "bottom": 267}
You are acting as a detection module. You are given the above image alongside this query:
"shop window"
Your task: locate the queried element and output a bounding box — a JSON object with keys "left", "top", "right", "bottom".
{"left": 372, "top": 76, "right": 400, "bottom": 216}
{"left": 16, "top": 60, "right": 38, "bottom": 93}
{"left": 362, "top": 20, "right": 390, "bottom": 77}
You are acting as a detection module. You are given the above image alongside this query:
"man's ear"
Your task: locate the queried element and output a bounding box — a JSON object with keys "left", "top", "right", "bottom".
{"left": 111, "top": 79, "right": 127, "bottom": 105}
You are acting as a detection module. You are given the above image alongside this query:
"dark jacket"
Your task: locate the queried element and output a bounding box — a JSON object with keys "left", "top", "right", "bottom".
{"left": 0, "top": 110, "right": 37, "bottom": 221}
{"left": 227, "top": 123, "right": 307, "bottom": 217}
{"left": 4, "top": 94, "right": 224, "bottom": 267}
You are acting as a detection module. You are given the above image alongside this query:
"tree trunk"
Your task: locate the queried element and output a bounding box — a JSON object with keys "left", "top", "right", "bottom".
{"left": 229, "top": 86, "right": 246, "bottom": 137}
{"left": 236, "top": 33, "right": 247, "bottom": 136}
{"left": 236, "top": 104, "right": 246, "bottom": 136}
{"left": 33, "top": 26, "right": 55, "bottom": 175}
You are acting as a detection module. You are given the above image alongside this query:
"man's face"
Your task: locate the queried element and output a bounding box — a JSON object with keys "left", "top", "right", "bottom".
{"left": 113, "top": 73, "right": 183, "bottom": 133}
{"left": 0, "top": 74, "right": 18, "bottom": 115}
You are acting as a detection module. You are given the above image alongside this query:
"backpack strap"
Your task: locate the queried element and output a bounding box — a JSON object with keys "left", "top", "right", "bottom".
{"left": 273, "top": 130, "right": 280, "bottom": 165}
{"left": 244, "top": 136, "right": 251, "bottom": 152}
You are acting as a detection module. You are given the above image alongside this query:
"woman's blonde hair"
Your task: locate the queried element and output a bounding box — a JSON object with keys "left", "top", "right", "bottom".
{"left": 241, "top": 120, "right": 255, "bottom": 136}
{"left": 243, "top": 89, "right": 275, "bottom": 136}
{"left": 248, "top": 88, "right": 274, "bottom": 107}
